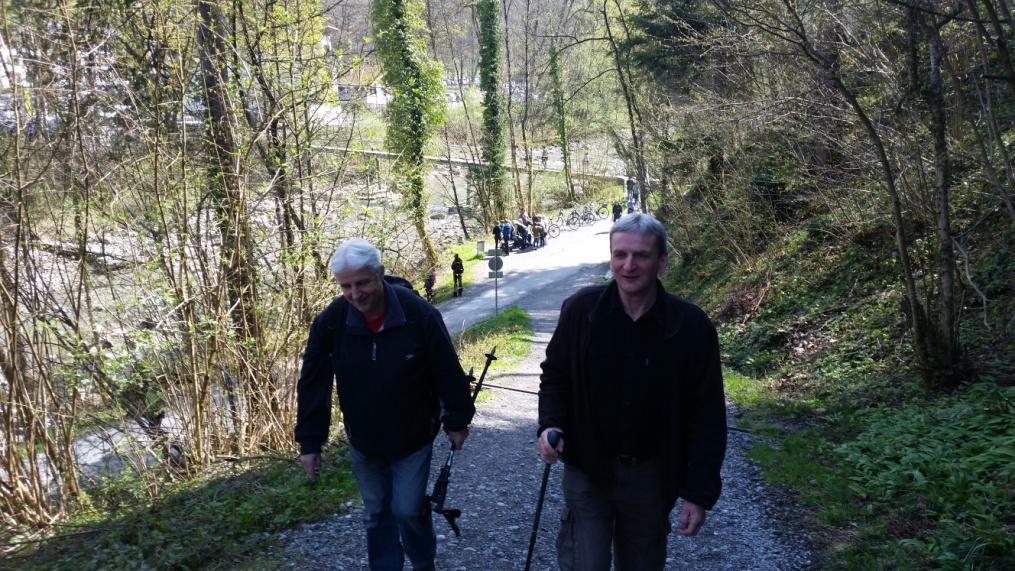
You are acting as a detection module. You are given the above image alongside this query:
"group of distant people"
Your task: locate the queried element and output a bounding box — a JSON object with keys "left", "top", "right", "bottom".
{"left": 492, "top": 209, "right": 547, "bottom": 255}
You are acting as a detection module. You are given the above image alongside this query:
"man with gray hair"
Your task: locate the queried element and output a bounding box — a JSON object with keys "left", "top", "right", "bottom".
{"left": 537, "top": 212, "right": 727, "bottom": 569}
{"left": 296, "top": 238, "right": 474, "bottom": 571}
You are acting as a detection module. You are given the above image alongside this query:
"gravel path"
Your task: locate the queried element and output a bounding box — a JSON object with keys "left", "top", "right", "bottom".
{"left": 277, "top": 226, "right": 812, "bottom": 570}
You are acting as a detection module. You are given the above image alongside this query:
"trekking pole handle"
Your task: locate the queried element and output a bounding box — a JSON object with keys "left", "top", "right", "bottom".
{"left": 542, "top": 428, "right": 562, "bottom": 461}
{"left": 546, "top": 429, "right": 561, "bottom": 448}
{"left": 470, "top": 346, "right": 497, "bottom": 403}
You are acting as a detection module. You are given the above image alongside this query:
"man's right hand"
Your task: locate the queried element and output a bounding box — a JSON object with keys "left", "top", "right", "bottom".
{"left": 300, "top": 453, "right": 321, "bottom": 481}
{"left": 538, "top": 428, "right": 564, "bottom": 464}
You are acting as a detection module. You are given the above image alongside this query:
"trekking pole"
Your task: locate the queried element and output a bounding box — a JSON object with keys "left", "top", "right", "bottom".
{"left": 469, "top": 346, "right": 497, "bottom": 402}
{"left": 429, "top": 447, "right": 462, "bottom": 536}
{"left": 428, "top": 367, "right": 473, "bottom": 537}
{"left": 525, "top": 429, "right": 561, "bottom": 571}
{"left": 428, "top": 347, "right": 498, "bottom": 536}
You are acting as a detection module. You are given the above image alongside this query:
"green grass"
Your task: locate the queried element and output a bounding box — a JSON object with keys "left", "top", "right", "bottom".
{"left": 454, "top": 305, "right": 533, "bottom": 374}
{"left": 743, "top": 384, "right": 1015, "bottom": 570}
{"left": 724, "top": 370, "right": 771, "bottom": 407}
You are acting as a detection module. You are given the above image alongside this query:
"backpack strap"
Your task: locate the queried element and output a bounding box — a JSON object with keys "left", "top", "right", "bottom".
{"left": 322, "top": 298, "right": 349, "bottom": 362}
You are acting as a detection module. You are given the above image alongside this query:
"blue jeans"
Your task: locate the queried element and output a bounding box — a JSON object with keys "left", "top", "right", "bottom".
{"left": 350, "top": 443, "right": 436, "bottom": 570}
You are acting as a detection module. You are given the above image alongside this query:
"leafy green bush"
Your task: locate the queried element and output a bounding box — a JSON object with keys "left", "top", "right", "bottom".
{"left": 835, "top": 383, "right": 1014, "bottom": 568}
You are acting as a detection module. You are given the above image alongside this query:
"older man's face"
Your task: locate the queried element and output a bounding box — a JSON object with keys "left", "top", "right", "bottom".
{"left": 609, "top": 231, "right": 666, "bottom": 298}
{"left": 335, "top": 266, "right": 385, "bottom": 318}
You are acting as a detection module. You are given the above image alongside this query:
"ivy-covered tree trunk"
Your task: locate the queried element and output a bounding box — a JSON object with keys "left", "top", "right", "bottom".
{"left": 371, "top": 0, "right": 445, "bottom": 270}
{"left": 549, "top": 41, "right": 576, "bottom": 202}
{"left": 497, "top": 0, "right": 524, "bottom": 210}
{"left": 477, "top": 0, "right": 508, "bottom": 220}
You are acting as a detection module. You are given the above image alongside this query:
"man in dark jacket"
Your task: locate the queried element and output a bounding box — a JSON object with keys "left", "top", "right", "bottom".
{"left": 296, "top": 238, "right": 475, "bottom": 571}
{"left": 450, "top": 254, "right": 464, "bottom": 297}
{"left": 492, "top": 223, "right": 502, "bottom": 250}
{"left": 537, "top": 212, "right": 726, "bottom": 570}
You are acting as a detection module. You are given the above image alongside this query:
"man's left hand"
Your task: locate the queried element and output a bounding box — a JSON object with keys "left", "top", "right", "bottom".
{"left": 447, "top": 429, "right": 469, "bottom": 450}
{"left": 675, "top": 500, "right": 706, "bottom": 536}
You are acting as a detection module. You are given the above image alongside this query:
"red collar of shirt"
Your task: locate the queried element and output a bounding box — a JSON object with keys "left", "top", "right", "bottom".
{"left": 365, "top": 314, "right": 385, "bottom": 333}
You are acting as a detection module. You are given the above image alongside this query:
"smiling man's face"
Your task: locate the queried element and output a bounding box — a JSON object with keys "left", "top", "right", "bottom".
{"left": 609, "top": 231, "right": 667, "bottom": 298}
{"left": 334, "top": 266, "right": 386, "bottom": 318}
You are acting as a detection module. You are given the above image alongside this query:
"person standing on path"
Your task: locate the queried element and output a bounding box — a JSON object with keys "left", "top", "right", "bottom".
{"left": 295, "top": 238, "right": 475, "bottom": 571}
{"left": 423, "top": 267, "right": 436, "bottom": 302}
{"left": 537, "top": 213, "right": 727, "bottom": 570}
{"left": 501, "top": 220, "right": 513, "bottom": 255}
{"left": 493, "top": 222, "right": 502, "bottom": 251}
{"left": 612, "top": 201, "right": 623, "bottom": 222}
{"left": 451, "top": 253, "right": 464, "bottom": 297}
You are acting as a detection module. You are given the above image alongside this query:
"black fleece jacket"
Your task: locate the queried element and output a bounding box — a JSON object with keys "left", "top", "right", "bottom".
{"left": 295, "top": 282, "right": 475, "bottom": 459}
{"left": 538, "top": 280, "right": 727, "bottom": 509}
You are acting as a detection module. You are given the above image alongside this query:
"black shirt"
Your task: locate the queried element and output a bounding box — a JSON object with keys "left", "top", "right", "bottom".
{"left": 604, "top": 291, "right": 667, "bottom": 460}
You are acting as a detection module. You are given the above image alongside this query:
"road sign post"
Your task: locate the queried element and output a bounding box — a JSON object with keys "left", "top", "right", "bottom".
{"left": 487, "top": 249, "right": 504, "bottom": 315}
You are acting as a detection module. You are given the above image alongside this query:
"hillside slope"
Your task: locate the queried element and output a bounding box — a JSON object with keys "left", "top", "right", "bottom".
{"left": 662, "top": 212, "right": 1013, "bottom": 569}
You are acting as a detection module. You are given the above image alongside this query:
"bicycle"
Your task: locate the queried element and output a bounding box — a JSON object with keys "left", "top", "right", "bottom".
{"left": 552, "top": 209, "right": 567, "bottom": 227}
{"left": 565, "top": 209, "right": 583, "bottom": 230}
{"left": 546, "top": 221, "right": 561, "bottom": 238}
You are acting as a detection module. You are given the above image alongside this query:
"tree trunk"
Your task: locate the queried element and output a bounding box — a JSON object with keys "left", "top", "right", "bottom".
{"left": 424, "top": 1, "right": 471, "bottom": 240}
{"left": 500, "top": 0, "right": 524, "bottom": 209}
{"left": 198, "top": 0, "right": 261, "bottom": 448}
{"left": 604, "top": 0, "right": 648, "bottom": 212}
{"left": 549, "top": 42, "right": 576, "bottom": 201}
{"left": 522, "top": 0, "right": 535, "bottom": 214}
{"left": 371, "top": 0, "right": 443, "bottom": 270}
{"left": 921, "top": 13, "right": 960, "bottom": 383}
{"left": 839, "top": 80, "right": 934, "bottom": 382}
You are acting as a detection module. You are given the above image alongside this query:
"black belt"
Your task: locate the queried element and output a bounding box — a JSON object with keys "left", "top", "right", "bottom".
{"left": 615, "top": 454, "right": 651, "bottom": 466}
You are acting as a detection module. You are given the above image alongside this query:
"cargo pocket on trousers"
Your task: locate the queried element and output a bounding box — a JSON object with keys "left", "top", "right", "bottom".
{"left": 556, "top": 506, "right": 575, "bottom": 570}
